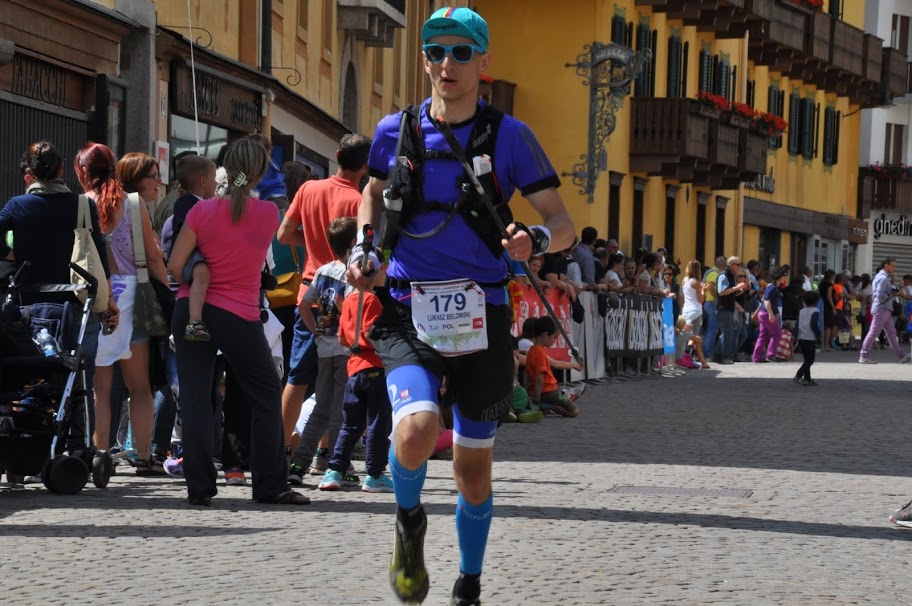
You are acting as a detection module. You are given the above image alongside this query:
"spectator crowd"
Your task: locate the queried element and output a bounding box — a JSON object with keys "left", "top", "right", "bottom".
{"left": 3, "top": 135, "right": 911, "bottom": 499}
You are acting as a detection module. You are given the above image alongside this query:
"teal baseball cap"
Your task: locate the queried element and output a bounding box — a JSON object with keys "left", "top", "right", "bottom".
{"left": 421, "top": 7, "right": 490, "bottom": 52}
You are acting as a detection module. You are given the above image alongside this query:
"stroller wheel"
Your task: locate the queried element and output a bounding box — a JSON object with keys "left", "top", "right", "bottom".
{"left": 92, "top": 451, "right": 114, "bottom": 489}
{"left": 42, "top": 455, "right": 88, "bottom": 495}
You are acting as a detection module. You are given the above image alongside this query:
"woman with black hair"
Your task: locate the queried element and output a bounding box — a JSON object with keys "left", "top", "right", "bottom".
{"left": 0, "top": 141, "right": 118, "bottom": 463}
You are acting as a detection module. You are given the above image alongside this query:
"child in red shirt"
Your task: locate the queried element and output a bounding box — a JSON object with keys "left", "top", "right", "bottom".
{"left": 319, "top": 261, "right": 393, "bottom": 492}
{"left": 524, "top": 317, "right": 580, "bottom": 417}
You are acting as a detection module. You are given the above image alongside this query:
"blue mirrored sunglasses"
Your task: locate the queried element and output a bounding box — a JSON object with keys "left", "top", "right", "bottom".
{"left": 422, "top": 43, "right": 485, "bottom": 64}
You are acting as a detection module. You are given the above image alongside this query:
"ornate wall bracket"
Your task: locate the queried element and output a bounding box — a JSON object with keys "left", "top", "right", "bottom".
{"left": 270, "top": 67, "right": 302, "bottom": 87}
{"left": 157, "top": 25, "right": 213, "bottom": 49}
{"left": 562, "top": 43, "right": 651, "bottom": 203}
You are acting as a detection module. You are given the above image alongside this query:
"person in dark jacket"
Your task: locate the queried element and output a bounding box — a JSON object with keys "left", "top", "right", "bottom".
{"left": 0, "top": 141, "right": 119, "bottom": 457}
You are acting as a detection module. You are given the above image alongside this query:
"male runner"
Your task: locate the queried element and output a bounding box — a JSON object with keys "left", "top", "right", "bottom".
{"left": 347, "top": 7, "right": 575, "bottom": 605}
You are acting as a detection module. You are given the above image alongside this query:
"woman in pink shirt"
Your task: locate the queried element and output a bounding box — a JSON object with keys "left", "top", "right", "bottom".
{"left": 168, "top": 139, "right": 307, "bottom": 506}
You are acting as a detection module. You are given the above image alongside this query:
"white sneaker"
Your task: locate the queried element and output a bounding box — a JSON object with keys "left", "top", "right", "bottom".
{"left": 900, "top": 355, "right": 911, "bottom": 364}
{"left": 859, "top": 358, "right": 878, "bottom": 364}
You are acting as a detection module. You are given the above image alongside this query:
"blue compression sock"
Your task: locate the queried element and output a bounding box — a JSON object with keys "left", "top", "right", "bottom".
{"left": 389, "top": 447, "right": 426, "bottom": 511}
{"left": 456, "top": 492, "right": 494, "bottom": 576}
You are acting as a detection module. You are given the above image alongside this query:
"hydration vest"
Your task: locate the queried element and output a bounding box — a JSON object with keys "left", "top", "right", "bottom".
{"left": 381, "top": 103, "right": 512, "bottom": 257}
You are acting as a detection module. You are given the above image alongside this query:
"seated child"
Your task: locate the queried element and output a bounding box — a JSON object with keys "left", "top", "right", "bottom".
{"left": 675, "top": 317, "right": 710, "bottom": 369}
{"left": 525, "top": 317, "right": 581, "bottom": 417}
{"left": 170, "top": 154, "right": 218, "bottom": 342}
{"left": 507, "top": 337, "right": 544, "bottom": 424}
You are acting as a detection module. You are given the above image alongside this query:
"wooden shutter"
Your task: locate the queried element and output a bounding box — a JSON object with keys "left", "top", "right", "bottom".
{"left": 698, "top": 49, "right": 711, "bottom": 92}
{"left": 681, "top": 42, "right": 689, "bottom": 96}
{"left": 667, "top": 36, "right": 681, "bottom": 98}
{"left": 800, "top": 98, "right": 815, "bottom": 159}
{"left": 650, "top": 29, "right": 658, "bottom": 96}
{"left": 833, "top": 111, "right": 841, "bottom": 164}
{"left": 788, "top": 93, "right": 800, "bottom": 154}
{"left": 635, "top": 24, "right": 651, "bottom": 97}
{"left": 823, "top": 107, "right": 835, "bottom": 166}
{"left": 768, "top": 85, "right": 779, "bottom": 149}
{"left": 611, "top": 15, "right": 626, "bottom": 44}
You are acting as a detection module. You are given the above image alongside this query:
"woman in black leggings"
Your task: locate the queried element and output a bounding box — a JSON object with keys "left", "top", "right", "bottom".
{"left": 168, "top": 138, "right": 308, "bottom": 506}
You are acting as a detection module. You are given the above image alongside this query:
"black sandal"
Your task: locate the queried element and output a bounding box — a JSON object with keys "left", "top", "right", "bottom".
{"left": 184, "top": 321, "right": 212, "bottom": 342}
{"left": 257, "top": 490, "right": 311, "bottom": 505}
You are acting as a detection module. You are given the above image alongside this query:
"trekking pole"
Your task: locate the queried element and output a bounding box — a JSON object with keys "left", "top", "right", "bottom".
{"left": 435, "top": 118, "right": 584, "bottom": 366}
{"left": 350, "top": 223, "right": 375, "bottom": 354}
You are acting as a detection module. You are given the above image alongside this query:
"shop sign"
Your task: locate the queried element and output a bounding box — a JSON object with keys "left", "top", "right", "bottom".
{"left": 873, "top": 213, "right": 912, "bottom": 240}
{"left": 1, "top": 53, "right": 88, "bottom": 111}
{"left": 745, "top": 167, "right": 775, "bottom": 194}
{"left": 172, "top": 63, "right": 259, "bottom": 133}
{"left": 848, "top": 219, "right": 868, "bottom": 244}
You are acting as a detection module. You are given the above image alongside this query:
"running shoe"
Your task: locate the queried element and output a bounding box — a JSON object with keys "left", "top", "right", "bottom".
{"left": 517, "top": 411, "right": 544, "bottom": 423}
{"left": 318, "top": 469, "right": 360, "bottom": 489}
{"left": 451, "top": 573, "right": 481, "bottom": 606}
{"left": 889, "top": 500, "right": 912, "bottom": 528}
{"left": 390, "top": 505, "right": 429, "bottom": 604}
{"left": 362, "top": 473, "right": 394, "bottom": 493}
{"left": 319, "top": 469, "right": 343, "bottom": 491}
{"left": 900, "top": 354, "right": 911, "bottom": 364}
{"left": 859, "top": 357, "right": 878, "bottom": 364}
{"left": 163, "top": 457, "right": 184, "bottom": 478}
{"left": 309, "top": 448, "right": 330, "bottom": 475}
{"left": 225, "top": 467, "right": 246, "bottom": 486}
{"left": 287, "top": 462, "right": 307, "bottom": 486}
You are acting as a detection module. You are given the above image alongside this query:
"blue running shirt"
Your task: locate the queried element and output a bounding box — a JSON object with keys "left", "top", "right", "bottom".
{"left": 368, "top": 99, "right": 560, "bottom": 306}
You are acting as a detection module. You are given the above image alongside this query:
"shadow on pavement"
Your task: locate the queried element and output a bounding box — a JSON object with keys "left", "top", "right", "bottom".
{"left": 0, "top": 523, "right": 282, "bottom": 538}
{"left": 494, "top": 376, "right": 912, "bottom": 478}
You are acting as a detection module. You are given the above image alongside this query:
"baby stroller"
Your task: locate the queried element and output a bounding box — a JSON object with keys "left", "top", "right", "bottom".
{"left": 0, "top": 261, "right": 113, "bottom": 493}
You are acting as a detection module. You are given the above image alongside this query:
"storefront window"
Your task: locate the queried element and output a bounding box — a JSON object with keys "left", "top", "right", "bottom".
{"left": 170, "top": 114, "right": 230, "bottom": 162}
{"left": 107, "top": 83, "right": 125, "bottom": 158}
{"left": 295, "top": 141, "right": 329, "bottom": 179}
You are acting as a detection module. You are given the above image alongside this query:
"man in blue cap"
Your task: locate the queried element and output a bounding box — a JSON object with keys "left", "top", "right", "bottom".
{"left": 348, "top": 6, "right": 576, "bottom": 605}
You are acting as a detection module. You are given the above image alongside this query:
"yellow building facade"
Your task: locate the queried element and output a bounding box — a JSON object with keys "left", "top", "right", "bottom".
{"left": 475, "top": 0, "right": 881, "bottom": 273}
{"left": 145, "top": 0, "right": 449, "bottom": 176}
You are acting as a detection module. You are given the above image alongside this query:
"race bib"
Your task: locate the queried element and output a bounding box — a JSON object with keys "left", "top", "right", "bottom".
{"left": 411, "top": 279, "right": 487, "bottom": 356}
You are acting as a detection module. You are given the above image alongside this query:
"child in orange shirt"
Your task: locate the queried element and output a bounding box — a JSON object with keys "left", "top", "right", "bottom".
{"left": 525, "top": 317, "right": 580, "bottom": 417}
{"left": 319, "top": 259, "right": 393, "bottom": 493}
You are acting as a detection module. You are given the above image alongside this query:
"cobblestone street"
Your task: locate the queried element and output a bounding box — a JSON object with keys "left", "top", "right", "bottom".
{"left": 2, "top": 348, "right": 911, "bottom": 605}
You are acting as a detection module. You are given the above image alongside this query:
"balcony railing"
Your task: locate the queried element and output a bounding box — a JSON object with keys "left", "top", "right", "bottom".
{"left": 630, "top": 98, "right": 765, "bottom": 188}
{"left": 859, "top": 169, "right": 912, "bottom": 214}
{"left": 807, "top": 12, "right": 831, "bottom": 63}
{"left": 634, "top": 0, "right": 767, "bottom": 38}
{"left": 883, "top": 47, "right": 910, "bottom": 99}
{"left": 863, "top": 34, "right": 884, "bottom": 83}
{"left": 767, "top": 2, "right": 806, "bottom": 52}
{"left": 830, "top": 18, "right": 864, "bottom": 77}
{"left": 336, "top": 0, "right": 406, "bottom": 48}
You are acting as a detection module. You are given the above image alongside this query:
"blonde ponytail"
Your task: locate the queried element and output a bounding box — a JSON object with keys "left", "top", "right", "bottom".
{"left": 221, "top": 139, "right": 268, "bottom": 223}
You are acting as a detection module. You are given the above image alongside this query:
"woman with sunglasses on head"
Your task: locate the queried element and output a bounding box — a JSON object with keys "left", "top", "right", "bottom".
{"left": 347, "top": 7, "right": 575, "bottom": 605}
{"left": 77, "top": 144, "right": 169, "bottom": 475}
{"left": 117, "top": 153, "right": 180, "bottom": 467}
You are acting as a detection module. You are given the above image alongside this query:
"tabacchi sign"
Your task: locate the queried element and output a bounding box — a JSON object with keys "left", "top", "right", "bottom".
{"left": 873, "top": 213, "right": 912, "bottom": 240}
